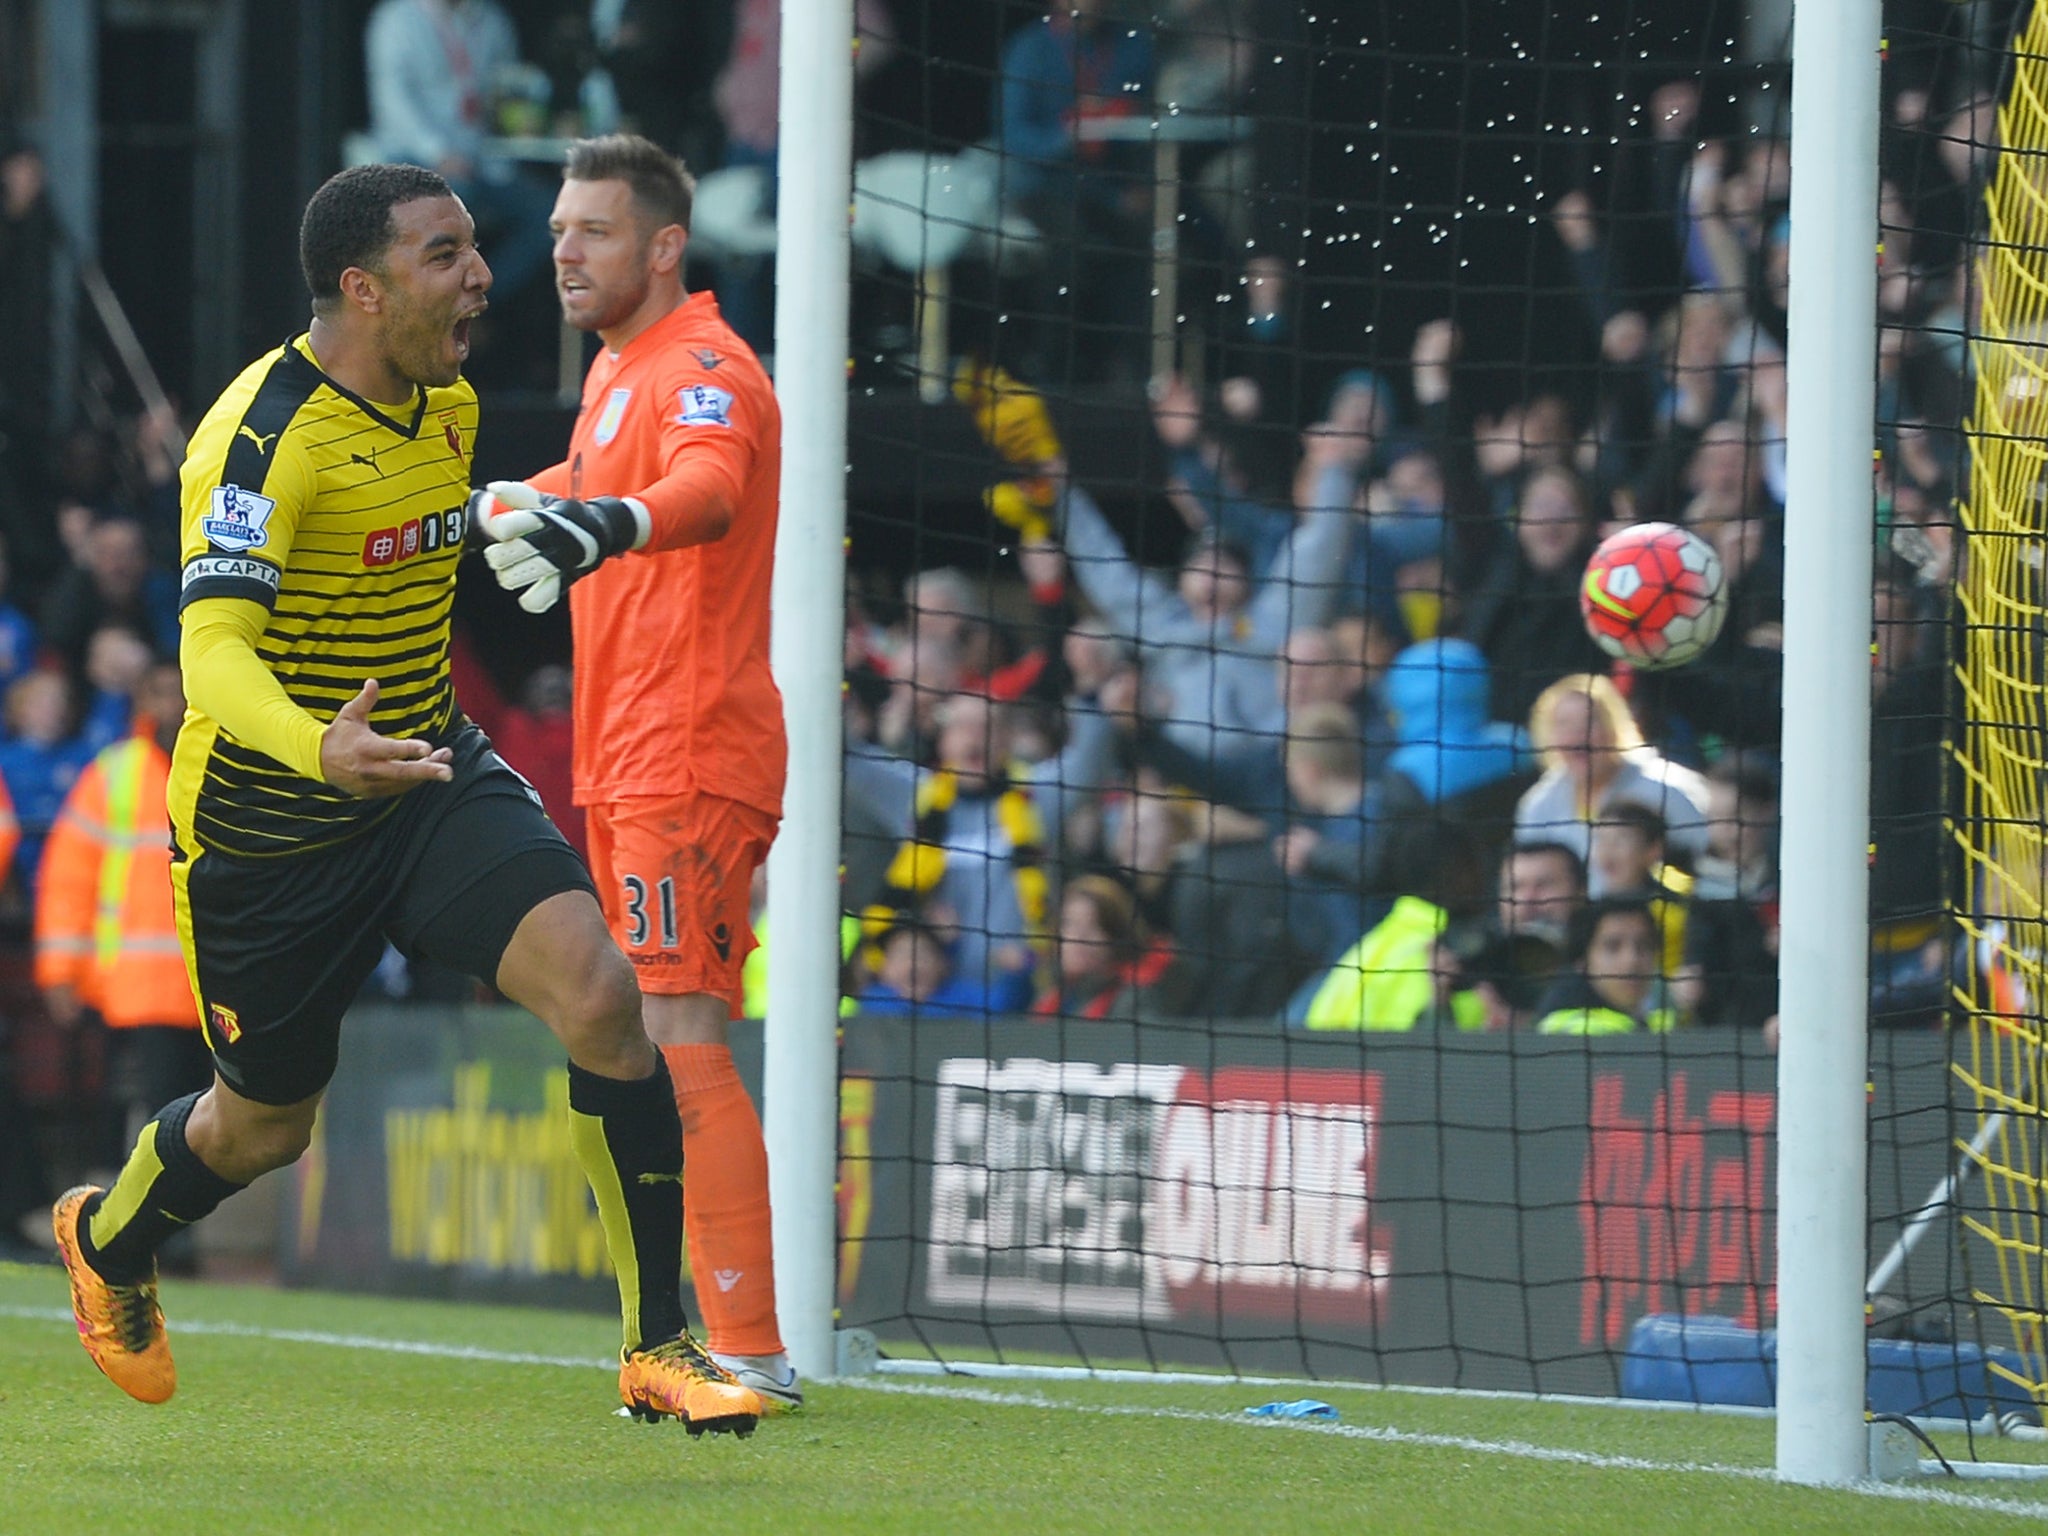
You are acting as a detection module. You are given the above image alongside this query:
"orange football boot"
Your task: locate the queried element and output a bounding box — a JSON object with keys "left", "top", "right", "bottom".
{"left": 619, "top": 1329, "right": 761, "bottom": 1437}
{"left": 51, "top": 1185, "right": 176, "bottom": 1404}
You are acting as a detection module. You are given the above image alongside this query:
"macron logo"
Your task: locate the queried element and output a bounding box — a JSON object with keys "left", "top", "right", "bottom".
{"left": 714, "top": 1268, "right": 744, "bottom": 1293}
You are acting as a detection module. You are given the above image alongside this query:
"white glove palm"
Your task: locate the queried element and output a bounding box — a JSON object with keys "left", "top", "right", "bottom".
{"left": 467, "top": 479, "right": 546, "bottom": 539}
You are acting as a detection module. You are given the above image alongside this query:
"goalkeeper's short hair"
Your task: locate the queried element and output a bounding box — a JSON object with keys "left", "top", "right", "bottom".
{"left": 565, "top": 133, "right": 696, "bottom": 235}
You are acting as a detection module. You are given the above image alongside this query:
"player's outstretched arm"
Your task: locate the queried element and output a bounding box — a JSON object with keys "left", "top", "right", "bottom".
{"left": 472, "top": 482, "right": 651, "bottom": 614}
{"left": 182, "top": 597, "right": 359, "bottom": 787}
{"left": 318, "top": 679, "right": 455, "bottom": 798}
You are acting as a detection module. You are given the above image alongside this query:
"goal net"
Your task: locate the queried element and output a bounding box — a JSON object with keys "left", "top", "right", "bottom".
{"left": 817, "top": 0, "right": 2004, "bottom": 1414}
{"left": 1952, "top": 0, "right": 2048, "bottom": 1419}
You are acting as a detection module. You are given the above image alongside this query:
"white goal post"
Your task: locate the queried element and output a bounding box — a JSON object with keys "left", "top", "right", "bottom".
{"left": 1775, "top": 0, "right": 1882, "bottom": 1489}
{"left": 765, "top": 0, "right": 855, "bottom": 1386}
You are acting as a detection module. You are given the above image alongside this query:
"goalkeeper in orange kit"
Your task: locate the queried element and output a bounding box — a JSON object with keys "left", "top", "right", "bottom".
{"left": 470, "top": 134, "right": 797, "bottom": 1410}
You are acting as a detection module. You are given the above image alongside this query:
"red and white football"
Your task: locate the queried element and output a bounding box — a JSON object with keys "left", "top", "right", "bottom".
{"left": 1579, "top": 521, "right": 1729, "bottom": 669}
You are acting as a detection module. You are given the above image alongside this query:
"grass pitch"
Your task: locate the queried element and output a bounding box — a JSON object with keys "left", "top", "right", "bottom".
{"left": 4, "top": 1264, "right": 2047, "bottom": 1533}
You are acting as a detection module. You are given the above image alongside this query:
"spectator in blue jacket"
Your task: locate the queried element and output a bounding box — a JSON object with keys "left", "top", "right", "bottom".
{"left": 843, "top": 692, "right": 1052, "bottom": 1003}
{"left": 1380, "top": 638, "right": 1533, "bottom": 805}
{"left": 79, "top": 624, "right": 152, "bottom": 753}
{"left": 1273, "top": 702, "right": 1391, "bottom": 1010}
{"left": 996, "top": 0, "right": 1154, "bottom": 205}
{"left": 1358, "top": 637, "right": 1539, "bottom": 902}
{"left": 0, "top": 669, "right": 93, "bottom": 896}
{"left": 1055, "top": 458, "right": 1355, "bottom": 760}
{"left": 995, "top": 0, "right": 1157, "bottom": 380}
{"left": 1111, "top": 622, "right": 1387, "bottom": 827}
{"left": 855, "top": 913, "right": 1033, "bottom": 1018}
{"left": 40, "top": 513, "right": 178, "bottom": 668}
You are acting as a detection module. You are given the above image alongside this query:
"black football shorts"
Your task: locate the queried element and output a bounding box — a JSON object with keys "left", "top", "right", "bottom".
{"left": 171, "top": 723, "right": 595, "bottom": 1105}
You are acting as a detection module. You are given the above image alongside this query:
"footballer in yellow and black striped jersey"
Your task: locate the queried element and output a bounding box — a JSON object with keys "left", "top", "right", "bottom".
{"left": 53, "top": 161, "right": 750, "bottom": 1433}
{"left": 171, "top": 334, "right": 477, "bottom": 857}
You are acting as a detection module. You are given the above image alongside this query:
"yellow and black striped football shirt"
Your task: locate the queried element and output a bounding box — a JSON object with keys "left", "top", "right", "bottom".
{"left": 171, "top": 335, "right": 476, "bottom": 857}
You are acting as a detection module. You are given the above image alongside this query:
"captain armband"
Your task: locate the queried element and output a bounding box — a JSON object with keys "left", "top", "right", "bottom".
{"left": 180, "top": 553, "right": 283, "bottom": 611}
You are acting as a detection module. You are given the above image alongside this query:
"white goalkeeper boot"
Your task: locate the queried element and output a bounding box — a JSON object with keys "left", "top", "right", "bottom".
{"left": 708, "top": 1348, "right": 802, "bottom": 1415}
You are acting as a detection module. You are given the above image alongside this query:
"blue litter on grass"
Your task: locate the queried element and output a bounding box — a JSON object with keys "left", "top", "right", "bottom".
{"left": 1246, "top": 1399, "right": 1339, "bottom": 1421}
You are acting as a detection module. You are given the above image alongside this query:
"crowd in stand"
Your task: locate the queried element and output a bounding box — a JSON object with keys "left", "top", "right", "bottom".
{"left": 837, "top": 322, "right": 1950, "bottom": 1031}
{"left": 835, "top": 43, "right": 1971, "bottom": 1038}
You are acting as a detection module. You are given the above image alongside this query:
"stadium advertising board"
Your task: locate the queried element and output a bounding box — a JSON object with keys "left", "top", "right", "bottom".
{"left": 921, "top": 1059, "right": 1390, "bottom": 1325}
{"left": 286, "top": 1011, "right": 1959, "bottom": 1397}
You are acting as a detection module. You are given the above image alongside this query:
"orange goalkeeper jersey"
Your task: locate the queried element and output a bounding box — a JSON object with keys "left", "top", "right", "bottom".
{"left": 532, "top": 292, "right": 786, "bottom": 816}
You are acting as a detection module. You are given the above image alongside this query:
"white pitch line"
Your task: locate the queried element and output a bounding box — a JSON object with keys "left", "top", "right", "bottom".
{"left": 841, "top": 1377, "right": 2048, "bottom": 1520}
{"left": 873, "top": 1354, "right": 1784, "bottom": 1419}
{"left": 0, "top": 1304, "right": 611, "bottom": 1371}
{"left": 874, "top": 1358, "right": 2046, "bottom": 1443}
{"left": 5, "top": 1301, "right": 2047, "bottom": 1519}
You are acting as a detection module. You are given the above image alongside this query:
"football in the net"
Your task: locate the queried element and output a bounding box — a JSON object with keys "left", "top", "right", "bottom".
{"left": 1579, "top": 521, "right": 1729, "bottom": 669}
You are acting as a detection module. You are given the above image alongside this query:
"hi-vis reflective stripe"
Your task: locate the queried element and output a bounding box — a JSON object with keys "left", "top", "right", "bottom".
{"left": 116, "top": 935, "right": 187, "bottom": 956}
{"left": 93, "top": 740, "right": 148, "bottom": 969}
{"left": 53, "top": 807, "right": 158, "bottom": 850}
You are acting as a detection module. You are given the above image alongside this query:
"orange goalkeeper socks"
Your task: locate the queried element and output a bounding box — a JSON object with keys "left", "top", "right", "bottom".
{"left": 661, "top": 1042, "right": 785, "bottom": 1358}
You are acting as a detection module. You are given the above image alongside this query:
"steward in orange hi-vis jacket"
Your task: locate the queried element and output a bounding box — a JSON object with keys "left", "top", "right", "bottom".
{"left": 36, "top": 664, "right": 213, "bottom": 1189}
{"left": 37, "top": 686, "right": 195, "bottom": 1029}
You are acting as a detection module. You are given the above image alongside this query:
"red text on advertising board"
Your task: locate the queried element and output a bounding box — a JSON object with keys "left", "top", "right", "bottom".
{"left": 1579, "top": 1072, "right": 1776, "bottom": 1346}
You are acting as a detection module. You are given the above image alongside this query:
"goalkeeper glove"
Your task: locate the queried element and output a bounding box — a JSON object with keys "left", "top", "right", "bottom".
{"left": 465, "top": 479, "right": 545, "bottom": 549}
{"left": 474, "top": 485, "right": 651, "bottom": 613}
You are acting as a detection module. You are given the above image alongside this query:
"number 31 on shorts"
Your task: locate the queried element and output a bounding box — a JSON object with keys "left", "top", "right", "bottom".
{"left": 620, "top": 875, "right": 680, "bottom": 949}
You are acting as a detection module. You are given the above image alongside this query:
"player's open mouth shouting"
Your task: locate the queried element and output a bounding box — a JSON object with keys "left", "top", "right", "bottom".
{"left": 453, "top": 303, "right": 485, "bottom": 361}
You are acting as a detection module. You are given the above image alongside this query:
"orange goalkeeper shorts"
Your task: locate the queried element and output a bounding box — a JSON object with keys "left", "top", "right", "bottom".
{"left": 585, "top": 794, "right": 779, "bottom": 1007}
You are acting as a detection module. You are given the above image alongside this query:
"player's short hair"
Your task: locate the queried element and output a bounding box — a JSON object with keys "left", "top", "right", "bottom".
{"left": 565, "top": 133, "right": 696, "bottom": 235}
{"left": 300, "top": 163, "right": 453, "bottom": 311}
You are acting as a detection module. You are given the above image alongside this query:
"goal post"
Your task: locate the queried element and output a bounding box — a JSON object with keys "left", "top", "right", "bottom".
{"left": 1773, "top": 0, "right": 1881, "bottom": 1486}
{"left": 766, "top": 0, "right": 855, "bottom": 1386}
